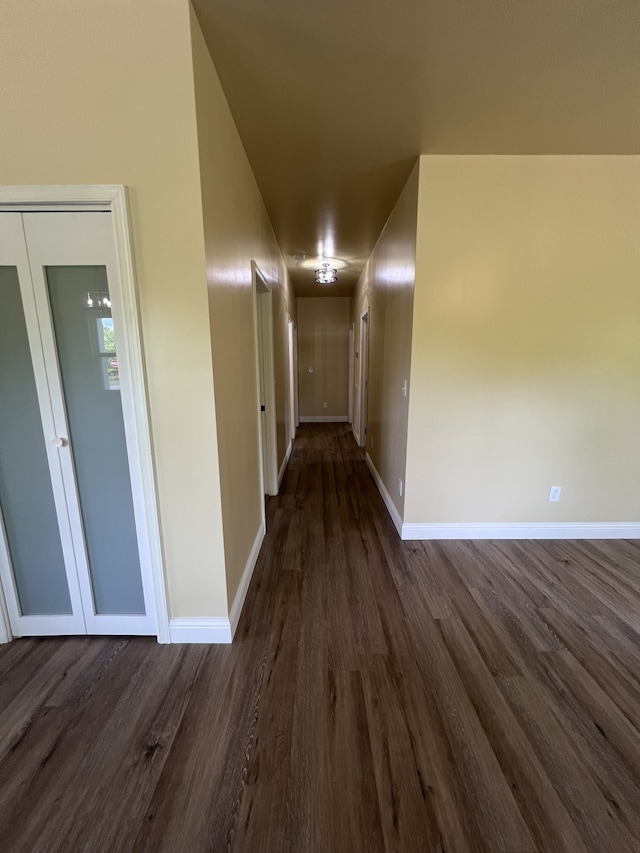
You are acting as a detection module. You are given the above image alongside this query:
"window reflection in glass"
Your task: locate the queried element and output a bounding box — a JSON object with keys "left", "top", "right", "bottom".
{"left": 95, "top": 317, "right": 119, "bottom": 390}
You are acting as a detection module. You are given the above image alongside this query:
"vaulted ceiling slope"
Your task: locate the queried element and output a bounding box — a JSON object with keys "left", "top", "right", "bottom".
{"left": 192, "top": 0, "right": 640, "bottom": 295}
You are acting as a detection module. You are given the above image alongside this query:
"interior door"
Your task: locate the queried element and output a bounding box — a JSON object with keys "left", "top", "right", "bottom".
{"left": 360, "top": 310, "right": 370, "bottom": 448}
{"left": 0, "top": 214, "right": 86, "bottom": 635}
{"left": 256, "top": 289, "right": 269, "bottom": 494}
{"left": 0, "top": 211, "right": 156, "bottom": 636}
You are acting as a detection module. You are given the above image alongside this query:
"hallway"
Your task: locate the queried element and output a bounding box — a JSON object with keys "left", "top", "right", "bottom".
{"left": 1, "top": 423, "right": 640, "bottom": 851}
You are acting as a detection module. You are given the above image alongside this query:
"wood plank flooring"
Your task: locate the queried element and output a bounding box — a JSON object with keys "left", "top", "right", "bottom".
{"left": 1, "top": 423, "right": 639, "bottom": 852}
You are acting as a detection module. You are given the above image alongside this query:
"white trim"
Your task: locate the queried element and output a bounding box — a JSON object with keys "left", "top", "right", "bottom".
{"left": 358, "top": 309, "right": 370, "bottom": 448}
{"left": 352, "top": 425, "right": 361, "bottom": 445}
{"left": 252, "top": 262, "right": 278, "bottom": 499}
{"left": 0, "top": 184, "right": 116, "bottom": 209}
{"left": 278, "top": 440, "right": 292, "bottom": 490}
{"left": 111, "top": 189, "right": 170, "bottom": 643}
{"left": 0, "top": 575, "right": 12, "bottom": 644}
{"left": 251, "top": 265, "right": 266, "bottom": 529}
{"left": 365, "top": 453, "right": 403, "bottom": 535}
{"left": 169, "top": 617, "right": 232, "bottom": 644}
{"left": 0, "top": 186, "right": 170, "bottom": 643}
{"left": 348, "top": 323, "right": 354, "bottom": 425}
{"left": 287, "top": 318, "right": 297, "bottom": 444}
{"left": 400, "top": 522, "right": 640, "bottom": 540}
{"left": 229, "top": 522, "right": 265, "bottom": 638}
{"left": 293, "top": 323, "right": 299, "bottom": 428}
{"left": 300, "top": 415, "right": 349, "bottom": 423}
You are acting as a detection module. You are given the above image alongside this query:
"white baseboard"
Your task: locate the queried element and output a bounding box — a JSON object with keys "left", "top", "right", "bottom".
{"left": 300, "top": 415, "right": 349, "bottom": 423}
{"left": 278, "top": 440, "right": 292, "bottom": 489}
{"left": 401, "top": 522, "right": 640, "bottom": 541}
{"left": 352, "top": 426, "right": 361, "bottom": 445}
{"left": 168, "top": 524, "right": 264, "bottom": 644}
{"left": 229, "top": 522, "right": 265, "bottom": 638}
{"left": 365, "top": 453, "right": 403, "bottom": 535}
{"left": 169, "top": 617, "right": 232, "bottom": 644}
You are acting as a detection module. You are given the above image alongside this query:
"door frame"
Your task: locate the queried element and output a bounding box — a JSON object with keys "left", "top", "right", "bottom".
{"left": 358, "top": 308, "right": 370, "bottom": 448}
{"left": 0, "top": 185, "right": 170, "bottom": 643}
{"left": 348, "top": 322, "right": 355, "bottom": 425}
{"left": 287, "top": 317, "right": 298, "bottom": 444}
{"left": 252, "top": 262, "right": 278, "bottom": 504}
{"left": 293, "top": 321, "right": 299, "bottom": 430}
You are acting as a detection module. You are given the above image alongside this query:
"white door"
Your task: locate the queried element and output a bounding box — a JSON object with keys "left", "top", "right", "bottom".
{"left": 348, "top": 323, "right": 354, "bottom": 425}
{"left": 0, "top": 212, "right": 156, "bottom": 636}
{"left": 293, "top": 323, "right": 299, "bottom": 429}
{"left": 255, "top": 288, "right": 269, "bottom": 493}
{"left": 359, "top": 310, "right": 370, "bottom": 448}
{"left": 287, "top": 318, "right": 297, "bottom": 444}
{"left": 252, "top": 263, "right": 278, "bottom": 498}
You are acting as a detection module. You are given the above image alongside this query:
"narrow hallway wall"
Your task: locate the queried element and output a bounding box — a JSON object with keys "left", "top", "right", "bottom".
{"left": 190, "top": 5, "right": 296, "bottom": 611}
{"left": 351, "top": 164, "right": 419, "bottom": 529}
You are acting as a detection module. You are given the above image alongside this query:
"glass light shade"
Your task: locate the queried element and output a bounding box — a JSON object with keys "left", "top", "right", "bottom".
{"left": 315, "top": 266, "right": 337, "bottom": 284}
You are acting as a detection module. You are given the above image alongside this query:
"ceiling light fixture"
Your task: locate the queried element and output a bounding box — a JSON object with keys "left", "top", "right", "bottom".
{"left": 315, "top": 262, "right": 337, "bottom": 284}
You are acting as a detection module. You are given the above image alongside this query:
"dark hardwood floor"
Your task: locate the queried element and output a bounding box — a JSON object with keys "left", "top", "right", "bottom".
{"left": 1, "top": 423, "right": 639, "bottom": 852}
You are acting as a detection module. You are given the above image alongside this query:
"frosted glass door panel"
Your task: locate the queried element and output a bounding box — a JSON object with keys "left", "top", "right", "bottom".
{"left": 46, "top": 266, "right": 145, "bottom": 615}
{"left": 0, "top": 267, "right": 72, "bottom": 615}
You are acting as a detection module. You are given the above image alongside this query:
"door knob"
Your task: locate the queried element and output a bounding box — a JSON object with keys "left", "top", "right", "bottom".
{"left": 51, "top": 437, "right": 67, "bottom": 448}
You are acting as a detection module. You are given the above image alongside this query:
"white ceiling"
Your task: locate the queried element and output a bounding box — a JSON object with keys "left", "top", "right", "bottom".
{"left": 192, "top": 0, "right": 640, "bottom": 296}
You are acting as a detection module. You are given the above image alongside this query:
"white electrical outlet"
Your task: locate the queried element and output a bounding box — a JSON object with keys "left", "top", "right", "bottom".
{"left": 371, "top": 436, "right": 374, "bottom": 448}
{"left": 402, "top": 379, "right": 408, "bottom": 397}
{"left": 549, "top": 485, "right": 561, "bottom": 502}
{"left": 398, "top": 478, "right": 403, "bottom": 496}
{"left": 323, "top": 401, "right": 327, "bottom": 408}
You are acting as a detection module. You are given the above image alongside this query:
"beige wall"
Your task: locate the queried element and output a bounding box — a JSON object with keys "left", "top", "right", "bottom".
{"left": 190, "top": 8, "right": 295, "bottom": 607}
{"left": 351, "top": 165, "right": 419, "bottom": 518}
{"left": 298, "top": 298, "right": 350, "bottom": 419}
{"left": 0, "top": 0, "right": 231, "bottom": 617}
{"left": 405, "top": 155, "right": 640, "bottom": 524}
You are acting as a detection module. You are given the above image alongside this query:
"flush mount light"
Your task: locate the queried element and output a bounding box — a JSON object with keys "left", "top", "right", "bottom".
{"left": 315, "top": 262, "right": 337, "bottom": 284}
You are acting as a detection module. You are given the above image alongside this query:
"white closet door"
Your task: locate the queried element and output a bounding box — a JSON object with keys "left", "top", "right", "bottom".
{"left": 0, "top": 212, "right": 156, "bottom": 636}
{"left": 0, "top": 214, "right": 86, "bottom": 635}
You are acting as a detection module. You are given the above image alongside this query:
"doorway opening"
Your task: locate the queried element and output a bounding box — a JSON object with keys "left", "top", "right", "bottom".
{"left": 252, "top": 262, "right": 278, "bottom": 509}
{"left": 287, "top": 317, "right": 299, "bottom": 445}
{"left": 358, "top": 309, "right": 370, "bottom": 448}
{"left": 348, "top": 322, "right": 355, "bottom": 425}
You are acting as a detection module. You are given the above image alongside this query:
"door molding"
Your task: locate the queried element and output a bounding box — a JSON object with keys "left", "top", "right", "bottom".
{"left": 252, "top": 261, "right": 278, "bottom": 503}
{"left": 348, "top": 322, "right": 355, "bottom": 425}
{"left": 358, "top": 308, "right": 370, "bottom": 449}
{"left": 0, "top": 186, "right": 170, "bottom": 643}
{"left": 287, "top": 317, "right": 297, "bottom": 445}
{"left": 0, "top": 561, "right": 11, "bottom": 643}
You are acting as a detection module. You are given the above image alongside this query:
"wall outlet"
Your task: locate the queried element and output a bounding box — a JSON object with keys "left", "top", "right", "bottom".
{"left": 402, "top": 379, "right": 408, "bottom": 397}
{"left": 370, "top": 435, "right": 374, "bottom": 448}
{"left": 549, "top": 485, "right": 561, "bottom": 502}
{"left": 398, "top": 478, "right": 403, "bottom": 497}
{"left": 323, "top": 401, "right": 327, "bottom": 408}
